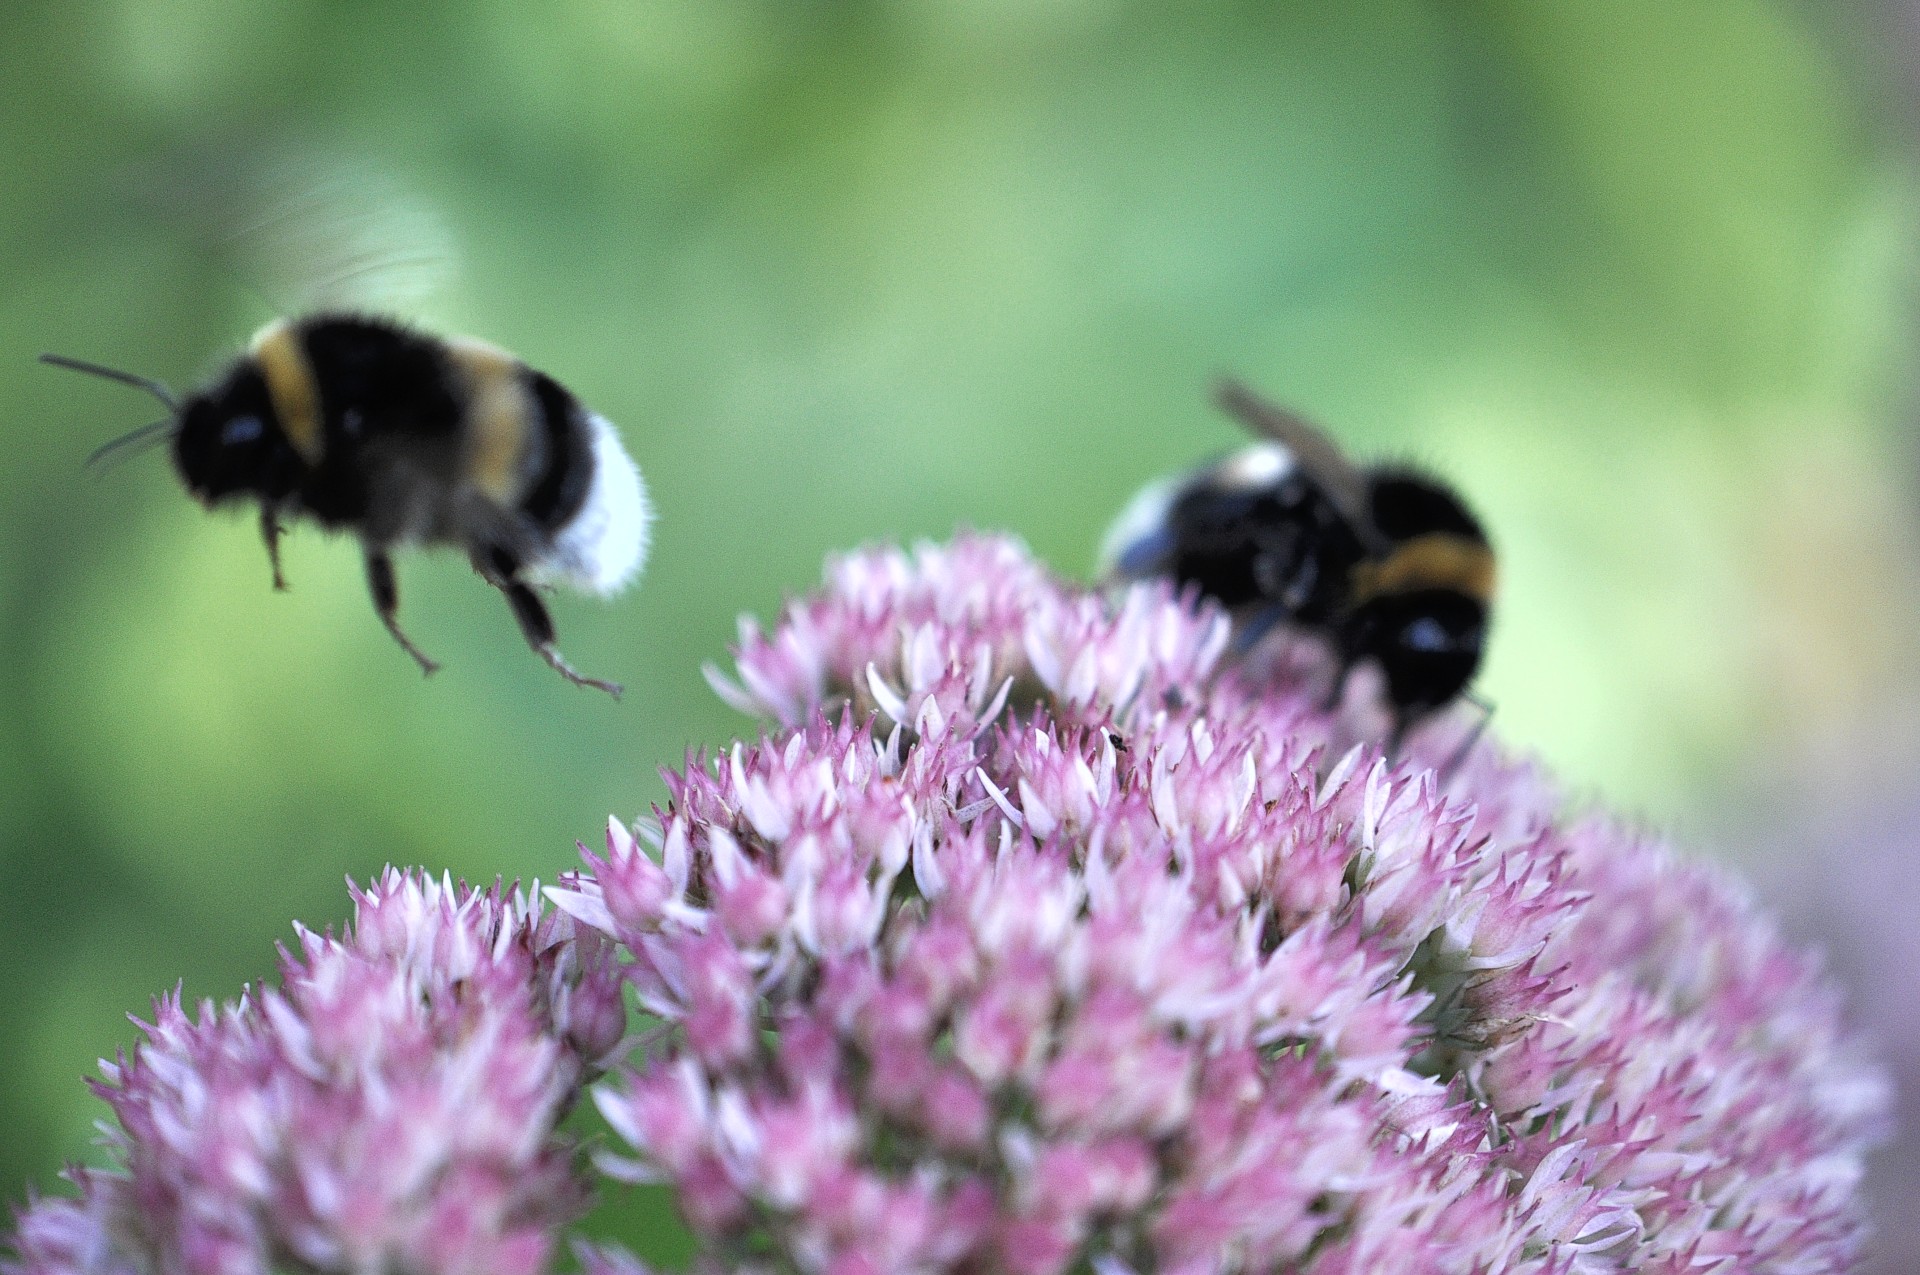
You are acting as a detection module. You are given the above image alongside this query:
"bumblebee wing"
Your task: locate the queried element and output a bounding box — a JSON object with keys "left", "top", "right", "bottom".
{"left": 249, "top": 162, "right": 456, "bottom": 314}
{"left": 1213, "top": 378, "right": 1375, "bottom": 537}
{"left": 149, "top": 147, "right": 457, "bottom": 316}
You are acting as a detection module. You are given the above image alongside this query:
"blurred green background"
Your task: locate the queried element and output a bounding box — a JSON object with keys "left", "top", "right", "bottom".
{"left": 3, "top": 0, "right": 1917, "bottom": 1266}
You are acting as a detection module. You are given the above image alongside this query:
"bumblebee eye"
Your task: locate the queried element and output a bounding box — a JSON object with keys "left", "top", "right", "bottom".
{"left": 221, "top": 415, "right": 264, "bottom": 447}
{"left": 1402, "top": 615, "right": 1453, "bottom": 653}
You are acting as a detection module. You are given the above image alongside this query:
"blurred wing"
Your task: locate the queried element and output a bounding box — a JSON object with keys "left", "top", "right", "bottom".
{"left": 235, "top": 157, "right": 458, "bottom": 314}
{"left": 120, "top": 142, "right": 458, "bottom": 317}
{"left": 1213, "top": 378, "right": 1373, "bottom": 534}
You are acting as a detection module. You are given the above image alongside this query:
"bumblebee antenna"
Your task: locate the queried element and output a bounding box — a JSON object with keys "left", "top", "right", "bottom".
{"left": 40, "top": 353, "right": 180, "bottom": 412}
{"left": 41, "top": 354, "right": 184, "bottom": 471}
{"left": 83, "top": 418, "right": 176, "bottom": 470}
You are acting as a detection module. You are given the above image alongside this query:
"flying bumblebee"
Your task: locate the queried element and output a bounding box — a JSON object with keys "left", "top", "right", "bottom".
{"left": 1099, "top": 379, "right": 1492, "bottom": 747}
{"left": 44, "top": 312, "right": 651, "bottom": 696}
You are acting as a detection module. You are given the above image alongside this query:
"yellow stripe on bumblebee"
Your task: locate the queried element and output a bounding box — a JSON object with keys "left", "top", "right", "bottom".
{"left": 1349, "top": 534, "right": 1496, "bottom": 606}
{"left": 248, "top": 319, "right": 326, "bottom": 466}
{"left": 445, "top": 336, "right": 534, "bottom": 505}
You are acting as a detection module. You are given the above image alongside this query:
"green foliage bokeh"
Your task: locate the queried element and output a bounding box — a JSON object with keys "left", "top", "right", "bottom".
{"left": 1, "top": 1, "right": 1913, "bottom": 1262}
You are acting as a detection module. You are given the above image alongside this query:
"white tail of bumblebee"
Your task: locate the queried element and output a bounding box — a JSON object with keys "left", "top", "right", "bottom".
{"left": 540, "top": 414, "right": 651, "bottom": 597}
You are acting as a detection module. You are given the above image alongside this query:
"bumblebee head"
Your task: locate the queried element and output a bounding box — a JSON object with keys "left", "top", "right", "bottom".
{"left": 1339, "top": 588, "right": 1485, "bottom": 721}
{"left": 172, "top": 366, "right": 299, "bottom": 506}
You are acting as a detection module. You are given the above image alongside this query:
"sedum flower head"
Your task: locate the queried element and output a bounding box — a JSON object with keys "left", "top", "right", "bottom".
{"left": 6, "top": 534, "right": 1888, "bottom": 1275}
{"left": 6, "top": 870, "right": 623, "bottom": 1275}
{"left": 557, "top": 534, "right": 1887, "bottom": 1275}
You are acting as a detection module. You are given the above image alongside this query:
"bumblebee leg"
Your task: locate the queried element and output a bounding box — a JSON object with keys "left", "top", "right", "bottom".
{"left": 1385, "top": 714, "right": 1410, "bottom": 763}
{"left": 1319, "top": 658, "right": 1352, "bottom": 715}
{"left": 364, "top": 550, "right": 440, "bottom": 676}
{"left": 1435, "top": 691, "right": 1494, "bottom": 782}
{"left": 260, "top": 507, "right": 288, "bottom": 591}
{"left": 1231, "top": 603, "right": 1288, "bottom": 655}
{"left": 497, "top": 578, "right": 623, "bottom": 699}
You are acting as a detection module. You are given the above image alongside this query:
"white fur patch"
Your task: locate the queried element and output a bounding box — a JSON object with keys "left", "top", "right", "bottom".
{"left": 537, "top": 414, "right": 651, "bottom": 596}
{"left": 1215, "top": 442, "right": 1293, "bottom": 489}
{"left": 1097, "top": 473, "right": 1181, "bottom": 580}
{"left": 1097, "top": 444, "right": 1296, "bottom": 580}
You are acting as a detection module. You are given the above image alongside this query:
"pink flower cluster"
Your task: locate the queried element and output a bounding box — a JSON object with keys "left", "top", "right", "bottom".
{"left": 559, "top": 535, "right": 1887, "bottom": 1274}
{"left": 5, "top": 534, "right": 1888, "bottom": 1275}
{"left": 6, "top": 871, "right": 622, "bottom": 1275}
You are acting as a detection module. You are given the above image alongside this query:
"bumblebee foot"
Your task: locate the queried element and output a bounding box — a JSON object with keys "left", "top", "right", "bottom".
{"left": 364, "top": 549, "right": 439, "bottom": 677}
{"left": 384, "top": 620, "right": 442, "bottom": 677}
{"left": 537, "top": 643, "right": 622, "bottom": 698}
{"left": 479, "top": 546, "right": 623, "bottom": 699}
{"left": 261, "top": 509, "right": 289, "bottom": 592}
